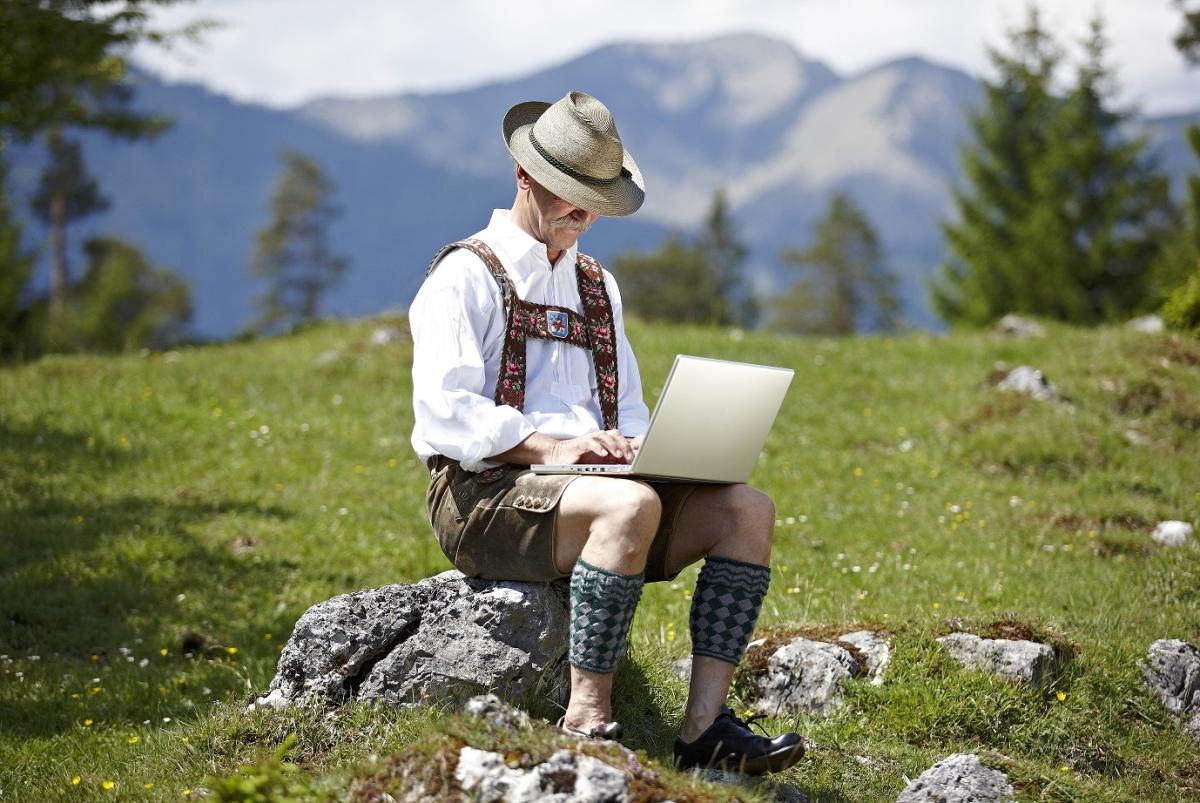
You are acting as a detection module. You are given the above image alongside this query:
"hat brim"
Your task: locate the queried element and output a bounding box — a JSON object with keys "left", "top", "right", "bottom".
{"left": 503, "top": 100, "right": 645, "bottom": 217}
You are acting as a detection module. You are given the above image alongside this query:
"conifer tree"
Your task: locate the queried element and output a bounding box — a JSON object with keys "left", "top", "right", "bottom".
{"left": 932, "top": 10, "right": 1171, "bottom": 325}
{"left": 775, "top": 192, "right": 898, "bottom": 334}
{"left": 0, "top": 154, "right": 37, "bottom": 359}
{"left": 613, "top": 236, "right": 725, "bottom": 325}
{"left": 30, "top": 130, "right": 109, "bottom": 323}
{"left": 698, "top": 190, "right": 757, "bottom": 327}
{"left": 248, "top": 150, "right": 349, "bottom": 334}
{"left": 931, "top": 7, "right": 1061, "bottom": 324}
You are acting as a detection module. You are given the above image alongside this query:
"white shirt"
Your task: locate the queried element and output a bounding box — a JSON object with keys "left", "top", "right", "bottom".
{"left": 410, "top": 210, "right": 651, "bottom": 471}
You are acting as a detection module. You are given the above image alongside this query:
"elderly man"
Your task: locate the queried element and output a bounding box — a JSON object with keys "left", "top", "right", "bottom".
{"left": 409, "top": 91, "right": 802, "bottom": 774}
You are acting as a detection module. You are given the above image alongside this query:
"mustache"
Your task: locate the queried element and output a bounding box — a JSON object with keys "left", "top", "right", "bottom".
{"left": 549, "top": 214, "right": 592, "bottom": 233}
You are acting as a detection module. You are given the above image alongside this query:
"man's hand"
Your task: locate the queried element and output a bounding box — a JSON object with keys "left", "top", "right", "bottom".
{"left": 552, "top": 430, "right": 635, "bottom": 465}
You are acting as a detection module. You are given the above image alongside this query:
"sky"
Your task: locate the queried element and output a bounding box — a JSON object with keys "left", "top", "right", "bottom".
{"left": 131, "top": 0, "right": 1200, "bottom": 115}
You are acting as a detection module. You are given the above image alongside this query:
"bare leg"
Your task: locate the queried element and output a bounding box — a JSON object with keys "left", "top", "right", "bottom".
{"left": 662, "top": 484, "right": 775, "bottom": 741}
{"left": 553, "top": 476, "right": 662, "bottom": 731}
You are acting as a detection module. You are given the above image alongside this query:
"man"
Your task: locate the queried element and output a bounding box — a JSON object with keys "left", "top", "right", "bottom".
{"left": 409, "top": 91, "right": 802, "bottom": 774}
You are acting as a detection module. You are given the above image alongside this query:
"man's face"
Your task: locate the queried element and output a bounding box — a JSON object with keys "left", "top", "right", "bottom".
{"left": 518, "top": 166, "right": 599, "bottom": 254}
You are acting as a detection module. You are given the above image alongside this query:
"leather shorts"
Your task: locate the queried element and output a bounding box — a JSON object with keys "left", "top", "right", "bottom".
{"left": 425, "top": 455, "right": 699, "bottom": 583}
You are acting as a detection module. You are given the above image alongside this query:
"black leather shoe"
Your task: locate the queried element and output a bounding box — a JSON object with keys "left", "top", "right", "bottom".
{"left": 674, "top": 707, "right": 804, "bottom": 775}
{"left": 556, "top": 716, "right": 624, "bottom": 741}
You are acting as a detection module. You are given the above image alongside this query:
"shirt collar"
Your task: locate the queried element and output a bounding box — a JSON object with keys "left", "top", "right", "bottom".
{"left": 485, "top": 209, "right": 578, "bottom": 276}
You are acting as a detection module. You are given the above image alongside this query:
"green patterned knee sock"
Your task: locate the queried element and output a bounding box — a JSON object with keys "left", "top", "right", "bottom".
{"left": 690, "top": 556, "right": 771, "bottom": 664}
{"left": 569, "top": 558, "right": 645, "bottom": 674}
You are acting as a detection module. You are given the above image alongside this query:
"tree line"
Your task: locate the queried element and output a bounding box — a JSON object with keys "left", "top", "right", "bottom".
{"left": 2, "top": 2, "right": 1198, "bottom": 361}
{"left": 615, "top": 5, "right": 1200, "bottom": 337}
{"left": 0, "top": 0, "right": 348, "bottom": 360}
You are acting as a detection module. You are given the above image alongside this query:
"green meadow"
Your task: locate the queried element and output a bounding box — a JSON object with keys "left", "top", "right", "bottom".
{"left": 1, "top": 318, "right": 1197, "bottom": 801}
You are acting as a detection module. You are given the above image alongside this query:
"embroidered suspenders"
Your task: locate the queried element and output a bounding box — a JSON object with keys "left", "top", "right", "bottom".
{"left": 426, "top": 238, "right": 620, "bottom": 430}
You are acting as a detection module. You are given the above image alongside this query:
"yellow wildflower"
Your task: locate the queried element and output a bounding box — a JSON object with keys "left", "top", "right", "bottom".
{"left": 128, "top": 735, "right": 140, "bottom": 745}
{"left": 102, "top": 780, "right": 114, "bottom": 790}
{"left": 72, "top": 776, "right": 81, "bottom": 786}
{"left": 225, "top": 646, "right": 238, "bottom": 655}
{"left": 1056, "top": 691, "right": 1066, "bottom": 702}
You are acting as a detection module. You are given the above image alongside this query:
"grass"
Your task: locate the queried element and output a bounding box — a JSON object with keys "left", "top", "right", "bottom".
{"left": 1, "top": 316, "right": 1198, "bottom": 801}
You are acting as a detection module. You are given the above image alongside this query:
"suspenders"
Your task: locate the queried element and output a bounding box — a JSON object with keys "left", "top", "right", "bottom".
{"left": 426, "top": 238, "right": 620, "bottom": 430}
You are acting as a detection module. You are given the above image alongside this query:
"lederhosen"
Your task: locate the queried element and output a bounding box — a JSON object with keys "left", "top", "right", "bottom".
{"left": 421, "top": 238, "right": 697, "bottom": 582}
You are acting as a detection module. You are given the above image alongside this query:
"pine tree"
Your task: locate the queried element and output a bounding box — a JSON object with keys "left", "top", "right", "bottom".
{"left": 1175, "top": 0, "right": 1200, "bottom": 62}
{"left": 613, "top": 236, "right": 725, "bottom": 324}
{"left": 931, "top": 7, "right": 1062, "bottom": 324}
{"left": 932, "top": 10, "right": 1171, "bottom": 325}
{"left": 0, "top": 153, "right": 38, "bottom": 359}
{"left": 775, "top": 192, "right": 899, "bottom": 334}
{"left": 697, "top": 190, "right": 757, "bottom": 327}
{"left": 30, "top": 130, "right": 109, "bottom": 324}
{"left": 248, "top": 150, "right": 349, "bottom": 334}
{"left": 71, "top": 236, "right": 192, "bottom": 352}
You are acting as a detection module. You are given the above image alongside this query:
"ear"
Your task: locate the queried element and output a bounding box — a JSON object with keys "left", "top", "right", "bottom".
{"left": 515, "top": 163, "right": 533, "bottom": 190}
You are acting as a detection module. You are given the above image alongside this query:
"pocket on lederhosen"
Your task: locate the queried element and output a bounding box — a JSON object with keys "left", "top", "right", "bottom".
{"left": 426, "top": 458, "right": 507, "bottom": 572}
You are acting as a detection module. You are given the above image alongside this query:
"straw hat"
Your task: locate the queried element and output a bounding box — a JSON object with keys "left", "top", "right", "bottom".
{"left": 503, "top": 91, "right": 645, "bottom": 217}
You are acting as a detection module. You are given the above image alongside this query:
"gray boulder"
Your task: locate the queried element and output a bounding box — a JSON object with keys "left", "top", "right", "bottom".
{"left": 455, "top": 747, "right": 628, "bottom": 803}
{"left": 993, "top": 314, "right": 1046, "bottom": 338}
{"left": 896, "top": 753, "right": 1014, "bottom": 802}
{"left": 255, "top": 571, "right": 569, "bottom": 709}
{"left": 937, "top": 633, "right": 1056, "bottom": 686}
{"left": 1150, "top": 520, "right": 1194, "bottom": 548}
{"left": 838, "top": 630, "right": 892, "bottom": 686}
{"left": 996, "top": 366, "right": 1059, "bottom": 402}
{"left": 754, "top": 637, "right": 862, "bottom": 717}
{"left": 1141, "top": 639, "right": 1200, "bottom": 716}
{"left": 1184, "top": 714, "right": 1200, "bottom": 744}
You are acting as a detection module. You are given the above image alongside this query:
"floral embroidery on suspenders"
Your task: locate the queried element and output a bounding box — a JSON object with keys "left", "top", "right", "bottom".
{"left": 425, "top": 238, "right": 620, "bottom": 432}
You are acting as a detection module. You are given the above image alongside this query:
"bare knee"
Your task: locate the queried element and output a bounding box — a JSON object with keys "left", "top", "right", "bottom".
{"left": 592, "top": 481, "right": 661, "bottom": 554}
{"left": 718, "top": 485, "right": 775, "bottom": 559}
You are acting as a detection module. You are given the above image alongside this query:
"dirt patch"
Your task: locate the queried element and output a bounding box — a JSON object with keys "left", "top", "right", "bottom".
{"left": 1046, "top": 512, "right": 1153, "bottom": 532}
{"left": 1117, "top": 378, "right": 1165, "bottom": 416}
{"left": 350, "top": 736, "right": 464, "bottom": 803}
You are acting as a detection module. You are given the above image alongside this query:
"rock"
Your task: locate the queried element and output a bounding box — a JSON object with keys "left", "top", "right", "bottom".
{"left": 464, "top": 694, "right": 532, "bottom": 730}
{"left": 993, "top": 314, "right": 1046, "bottom": 338}
{"left": 313, "top": 349, "right": 341, "bottom": 367}
{"left": 370, "top": 325, "right": 404, "bottom": 346}
{"left": 1129, "top": 315, "right": 1165, "bottom": 333}
{"left": 754, "top": 637, "right": 862, "bottom": 717}
{"left": 1150, "top": 521, "right": 1194, "bottom": 548}
{"left": 672, "top": 657, "right": 692, "bottom": 681}
{"left": 838, "top": 631, "right": 892, "bottom": 686}
{"left": 896, "top": 753, "right": 1014, "bottom": 802}
{"left": 937, "top": 633, "right": 1056, "bottom": 686}
{"left": 996, "top": 366, "right": 1059, "bottom": 402}
{"left": 1184, "top": 714, "right": 1200, "bottom": 743}
{"left": 256, "top": 571, "right": 570, "bottom": 709}
{"left": 456, "top": 747, "right": 628, "bottom": 803}
{"left": 455, "top": 747, "right": 525, "bottom": 803}
{"left": 1141, "top": 639, "right": 1200, "bottom": 716}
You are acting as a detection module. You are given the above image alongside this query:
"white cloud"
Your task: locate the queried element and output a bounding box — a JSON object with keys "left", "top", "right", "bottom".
{"left": 131, "top": 0, "right": 1199, "bottom": 114}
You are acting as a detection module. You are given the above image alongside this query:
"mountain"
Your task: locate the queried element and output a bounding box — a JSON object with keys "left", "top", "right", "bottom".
{"left": 7, "top": 33, "right": 1198, "bottom": 337}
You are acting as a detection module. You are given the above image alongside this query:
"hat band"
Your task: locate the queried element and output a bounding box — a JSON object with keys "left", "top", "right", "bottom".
{"left": 528, "top": 130, "right": 629, "bottom": 188}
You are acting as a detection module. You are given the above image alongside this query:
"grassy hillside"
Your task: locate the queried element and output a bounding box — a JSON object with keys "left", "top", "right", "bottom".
{"left": 1, "top": 318, "right": 1198, "bottom": 801}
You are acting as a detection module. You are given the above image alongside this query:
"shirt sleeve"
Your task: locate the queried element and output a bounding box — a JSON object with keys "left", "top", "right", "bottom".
{"left": 410, "top": 251, "right": 537, "bottom": 470}
{"left": 604, "top": 269, "right": 651, "bottom": 438}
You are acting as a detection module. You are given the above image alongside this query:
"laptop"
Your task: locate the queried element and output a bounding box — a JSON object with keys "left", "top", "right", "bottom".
{"left": 531, "top": 355, "right": 794, "bottom": 483}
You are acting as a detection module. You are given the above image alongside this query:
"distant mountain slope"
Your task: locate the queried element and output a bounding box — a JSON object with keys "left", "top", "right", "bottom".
{"left": 8, "top": 33, "right": 1197, "bottom": 337}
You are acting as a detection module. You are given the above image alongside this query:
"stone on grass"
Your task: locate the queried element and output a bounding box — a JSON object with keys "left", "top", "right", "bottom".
{"left": 1184, "top": 714, "right": 1200, "bottom": 743}
{"left": 464, "top": 693, "right": 532, "bottom": 730}
{"left": 370, "top": 325, "right": 404, "bottom": 346}
{"left": 1128, "top": 315, "right": 1164, "bottom": 334}
{"left": 996, "top": 366, "right": 1059, "bottom": 402}
{"left": 754, "top": 637, "right": 862, "bottom": 717}
{"left": 1150, "top": 521, "right": 1194, "bottom": 548}
{"left": 937, "top": 633, "right": 1056, "bottom": 686}
{"left": 672, "top": 656, "right": 693, "bottom": 681}
{"left": 253, "top": 571, "right": 569, "bottom": 710}
{"left": 1141, "top": 639, "right": 1200, "bottom": 716}
{"left": 993, "top": 314, "right": 1046, "bottom": 338}
{"left": 896, "top": 753, "right": 1014, "bottom": 802}
{"left": 456, "top": 747, "right": 628, "bottom": 803}
{"left": 313, "top": 349, "right": 341, "bottom": 367}
{"left": 838, "top": 630, "right": 892, "bottom": 686}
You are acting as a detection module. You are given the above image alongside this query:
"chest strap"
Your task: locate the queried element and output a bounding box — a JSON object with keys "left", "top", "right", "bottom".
{"left": 426, "top": 238, "right": 620, "bottom": 430}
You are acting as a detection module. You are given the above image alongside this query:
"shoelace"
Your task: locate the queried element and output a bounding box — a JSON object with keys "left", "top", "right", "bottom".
{"left": 719, "top": 708, "right": 772, "bottom": 737}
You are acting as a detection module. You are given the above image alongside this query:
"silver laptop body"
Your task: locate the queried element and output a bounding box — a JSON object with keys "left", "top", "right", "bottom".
{"left": 531, "top": 354, "right": 794, "bottom": 483}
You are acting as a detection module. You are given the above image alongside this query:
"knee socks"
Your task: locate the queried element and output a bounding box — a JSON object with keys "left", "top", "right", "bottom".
{"left": 569, "top": 558, "right": 645, "bottom": 674}
{"left": 690, "top": 556, "right": 771, "bottom": 664}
